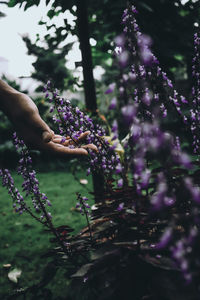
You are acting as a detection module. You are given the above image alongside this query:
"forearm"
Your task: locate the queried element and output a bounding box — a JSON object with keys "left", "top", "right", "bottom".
{"left": 0, "top": 80, "right": 33, "bottom": 123}
{"left": 0, "top": 79, "right": 22, "bottom": 115}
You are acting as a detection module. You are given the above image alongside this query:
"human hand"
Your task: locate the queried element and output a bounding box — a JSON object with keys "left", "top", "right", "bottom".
{"left": 2, "top": 91, "right": 53, "bottom": 146}
{"left": 2, "top": 91, "right": 97, "bottom": 156}
{"left": 52, "top": 131, "right": 98, "bottom": 156}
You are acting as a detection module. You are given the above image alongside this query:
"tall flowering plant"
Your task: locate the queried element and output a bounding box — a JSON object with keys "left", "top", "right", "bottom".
{"left": 1, "top": 3, "right": 200, "bottom": 299}
{"left": 100, "top": 4, "right": 200, "bottom": 287}
{"left": 44, "top": 82, "right": 125, "bottom": 188}
{"left": 0, "top": 133, "right": 71, "bottom": 255}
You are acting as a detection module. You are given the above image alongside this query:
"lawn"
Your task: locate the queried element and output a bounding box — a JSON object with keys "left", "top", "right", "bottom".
{"left": 0, "top": 170, "right": 93, "bottom": 299}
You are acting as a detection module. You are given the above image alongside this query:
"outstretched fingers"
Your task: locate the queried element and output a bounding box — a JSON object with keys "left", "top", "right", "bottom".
{"left": 43, "top": 141, "right": 89, "bottom": 156}
{"left": 82, "top": 144, "right": 98, "bottom": 152}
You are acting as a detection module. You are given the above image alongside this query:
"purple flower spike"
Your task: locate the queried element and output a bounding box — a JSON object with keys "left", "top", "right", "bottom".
{"left": 117, "top": 178, "right": 123, "bottom": 188}
{"left": 142, "top": 90, "right": 152, "bottom": 106}
{"left": 114, "top": 34, "right": 125, "bottom": 47}
{"left": 121, "top": 104, "right": 137, "bottom": 126}
{"left": 139, "top": 34, "right": 152, "bottom": 48}
{"left": 164, "top": 196, "right": 175, "bottom": 207}
{"left": 141, "top": 169, "right": 151, "bottom": 188}
{"left": 117, "top": 202, "right": 124, "bottom": 211}
{"left": 111, "top": 120, "right": 118, "bottom": 133}
{"left": 178, "top": 152, "right": 192, "bottom": 169}
{"left": 109, "top": 97, "right": 117, "bottom": 110}
{"left": 116, "top": 163, "right": 122, "bottom": 174}
{"left": 140, "top": 48, "right": 154, "bottom": 66}
{"left": 105, "top": 83, "right": 116, "bottom": 94}
{"left": 156, "top": 228, "right": 172, "bottom": 249}
{"left": 118, "top": 50, "right": 129, "bottom": 67}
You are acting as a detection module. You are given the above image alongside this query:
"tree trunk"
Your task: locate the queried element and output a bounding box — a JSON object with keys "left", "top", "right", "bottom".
{"left": 76, "top": 0, "right": 104, "bottom": 202}
{"left": 76, "top": 0, "right": 97, "bottom": 111}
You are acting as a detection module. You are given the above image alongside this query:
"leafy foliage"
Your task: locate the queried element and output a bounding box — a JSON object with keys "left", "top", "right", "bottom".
{"left": 22, "top": 33, "right": 75, "bottom": 92}
{"left": 2, "top": 1, "right": 200, "bottom": 299}
{"left": 7, "top": 0, "right": 200, "bottom": 82}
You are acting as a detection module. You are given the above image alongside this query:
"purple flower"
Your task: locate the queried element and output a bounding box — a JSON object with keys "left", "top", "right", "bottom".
{"left": 13, "top": 133, "right": 53, "bottom": 220}
{"left": 111, "top": 120, "right": 118, "bottom": 133}
{"left": 140, "top": 48, "right": 154, "bottom": 66}
{"left": 117, "top": 178, "right": 123, "bottom": 188}
{"left": 130, "top": 124, "right": 141, "bottom": 142}
{"left": 184, "top": 178, "right": 200, "bottom": 204}
{"left": 0, "top": 168, "right": 25, "bottom": 214}
{"left": 139, "top": 34, "right": 152, "bottom": 48}
{"left": 109, "top": 97, "right": 117, "bottom": 110}
{"left": 156, "top": 228, "right": 173, "bottom": 249}
{"left": 118, "top": 50, "right": 129, "bottom": 67}
{"left": 164, "top": 196, "right": 175, "bottom": 207}
{"left": 117, "top": 202, "right": 124, "bottom": 211}
{"left": 105, "top": 83, "right": 116, "bottom": 94}
{"left": 121, "top": 104, "right": 137, "bottom": 126}
{"left": 115, "top": 163, "right": 122, "bottom": 174}
{"left": 114, "top": 34, "right": 125, "bottom": 47}
{"left": 140, "top": 169, "right": 151, "bottom": 188}
{"left": 174, "top": 152, "right": 192, "bottom": 169}
{"left": 142, "top": 90, "right": 152, "bottom": 106}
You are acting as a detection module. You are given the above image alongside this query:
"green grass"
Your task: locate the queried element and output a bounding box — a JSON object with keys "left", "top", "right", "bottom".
{"left": 0, "top": 170, "right": 93, "bottom": 298}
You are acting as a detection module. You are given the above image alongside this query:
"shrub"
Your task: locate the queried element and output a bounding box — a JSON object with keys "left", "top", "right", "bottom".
{"left": 1, "top": 4, "right": 200, "bottom": 300}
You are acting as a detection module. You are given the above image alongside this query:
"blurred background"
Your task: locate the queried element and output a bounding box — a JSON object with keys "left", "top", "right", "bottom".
{"left": 0, "top": 0, "right": 199, "bottom": 168}
{"left": 0, "top": 0, "right": 200, "bottom": 298}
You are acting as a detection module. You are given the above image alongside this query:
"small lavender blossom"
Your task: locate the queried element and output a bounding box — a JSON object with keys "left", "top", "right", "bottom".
{"left": 109, "top": 97, "right": 117, "bottom": 110}
{"left": 156, "top": 227, "right": 173, "bottom": 250}
{"left": 44, "top": 82, "right": 120, "bottom": 178}
{"left": 0, "top": 168, "right": 25, "bottom": 214}
{"left": 117, "top": 178, "right": 123, "bottom": 188}
{"left": 184, "top": 177, "right": 200, "bottom": 204}
{"left": 151, "top": 173, "right": 168, "bottom": 211}
{"left": 117, "top": 202, "right": 124, "bottom": 211}
{"left": 114, "top": 34, "right": 125, "bottom": 47}
{"left": 13, "top": 133, "right": 52, "bottom": 220}
{"left": 105, "top": 83, "right": 116, "bottom": 94}
{"left": 76, "top": 194, "right": 91, "bottom": 215}
{"left": 118, "top": 50, "right": 129, "bottom": 67}
{"left": 121, "top": 104, "right": 137, "bottom": 126}
{"left": 142, "top": 89, "right": 152, "bottom": 106}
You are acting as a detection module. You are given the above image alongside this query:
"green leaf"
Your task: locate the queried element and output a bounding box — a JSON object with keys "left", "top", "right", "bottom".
{"left": 179, "top": 10, "right": 189, "bottom": 17}
{"left": 0, "top": 12, "right": 6, "bottom": 18}
{"left": 139, "top": 2, "right": 154, "bottom": 12}
{"left": 8, "top": 0, "right": 18, "bottom": 7}
{"left": 174, "top": 54, "right": 184, "bottom": 62}
{"left": 24, "top": 1, "right": 34, "bottom": 10}
{"left": 8, "top": 268, "right": 22, "bottom": 283}
{"left": 38, "top": 20, "right": 46, "bottom": 26}
{"left": 47, "top": 9, "right": 55, "bottom": 19}
{"left": 71, "top": 263, "right": 93, "bottom": 278}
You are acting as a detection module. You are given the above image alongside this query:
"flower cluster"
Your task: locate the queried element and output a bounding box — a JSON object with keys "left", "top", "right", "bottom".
{"left": 1, "top": 134, "right": 73, "bottom": 254}
{"left": 109, "top": 5, "right": 192, "bottom": 132}
{"left": 76, "top": 193, "right": 92, "bottom": 241}
{"left": 44, "top": 82, "right": 122, "bottom": 181}
{"left": 190, "top": 31, "right": 200, "bottom": 153}
{"left": 13, "top": 132, "right": 52, "bottom": 222}
{"left": 76, "top": 194, "right": 91, "bottom": 216}
{"left": 104, "top": 5, "right": 200, "bottom": 284}
{"left": 1, "top": 2, "right": 200, "bottom": 291}
{"left": 0, "top": 133, "right": 53, "bottom": 226}
{"left": 0, "top": 168, "right": 25, "bottom": 214}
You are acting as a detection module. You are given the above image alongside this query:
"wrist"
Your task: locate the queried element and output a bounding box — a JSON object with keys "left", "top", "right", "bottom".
{"left": 0, "top": 79, "right": 20, "bottom": 104}
{"left": 0, "top": 90, "right": 23, "bottom": 117}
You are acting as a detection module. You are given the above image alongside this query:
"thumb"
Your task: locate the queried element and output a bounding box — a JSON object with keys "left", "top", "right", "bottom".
{"left": 25, "top": 110, "right": 53, "bottom": 143}
{"left": 42, "top": 130, "right": 53, "bottom": 143}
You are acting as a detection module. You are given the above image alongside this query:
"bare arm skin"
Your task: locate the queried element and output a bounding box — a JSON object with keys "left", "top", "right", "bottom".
{"left": 0, "top": 80, "right": 96, "bottom": 156}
